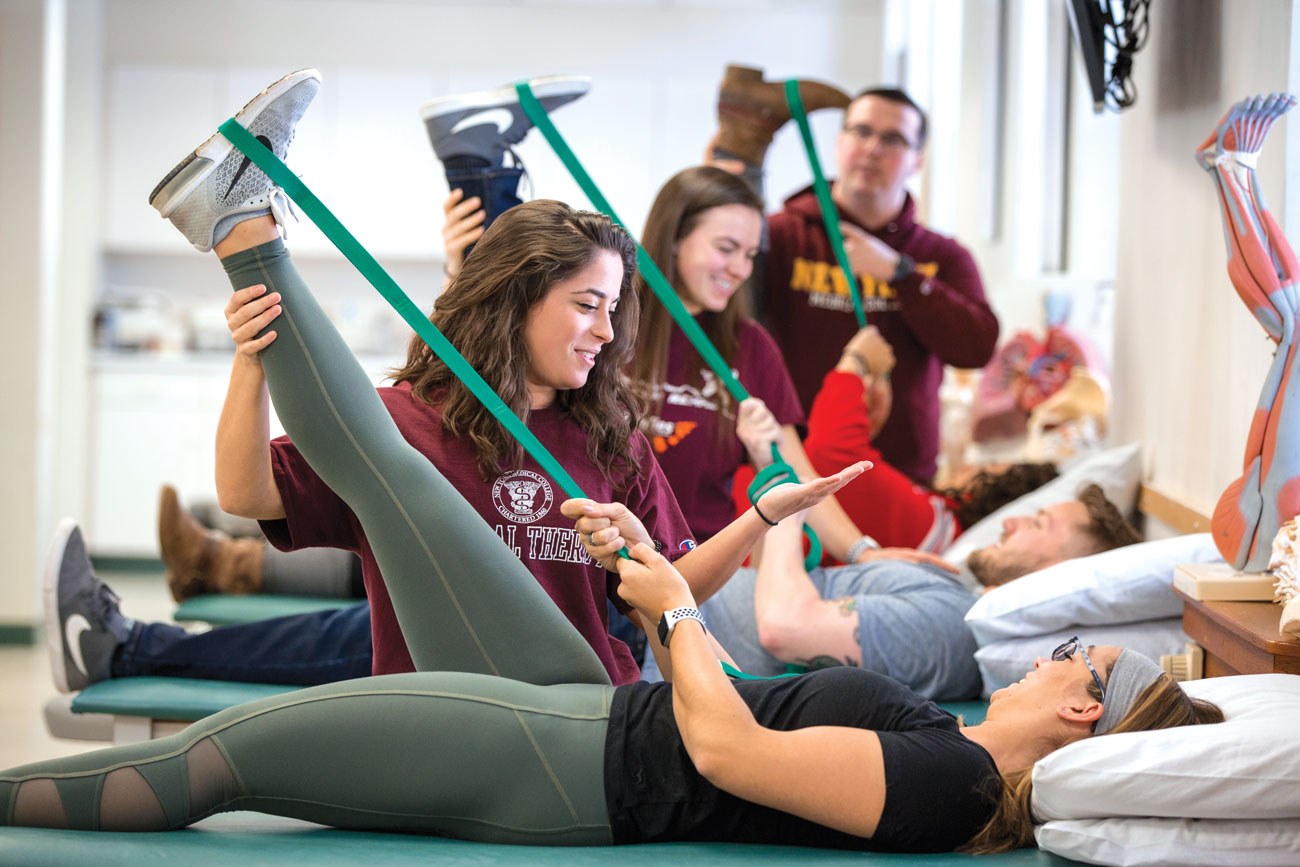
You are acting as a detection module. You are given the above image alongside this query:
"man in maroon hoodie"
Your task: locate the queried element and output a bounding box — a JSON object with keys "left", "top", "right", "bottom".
{"left": 751, "top": 88, "right": 999, "bottom": 485}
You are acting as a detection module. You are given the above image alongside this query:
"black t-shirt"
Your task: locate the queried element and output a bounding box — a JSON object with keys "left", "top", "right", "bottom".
{"left": 603, "top": 667, "right": 999, "bottom": 852}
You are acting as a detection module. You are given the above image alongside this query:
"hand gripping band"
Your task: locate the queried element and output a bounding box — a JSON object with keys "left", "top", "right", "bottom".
{"left": 514, "top": 80, "right": 822, "bottom": 570}
{"left": 217, "top": 118, "right": 630, "bottom": 561}
{"left": 783, "top": 79, "right": 868, "bottom": 329}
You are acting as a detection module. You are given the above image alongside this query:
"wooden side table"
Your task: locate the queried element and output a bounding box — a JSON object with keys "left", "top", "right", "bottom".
{"left": 1175, "top": 586, "right": 1300, "bottom": 677}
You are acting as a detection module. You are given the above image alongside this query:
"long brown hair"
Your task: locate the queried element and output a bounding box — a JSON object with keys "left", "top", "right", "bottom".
{"left": 390, "top": 199, "right": 643, "bottom": 482}
{"left": 962, "top": 672, "right": 1224, "bottom": 854}
{"left": 630, "top": 166, "right": 763, "bottom": 429}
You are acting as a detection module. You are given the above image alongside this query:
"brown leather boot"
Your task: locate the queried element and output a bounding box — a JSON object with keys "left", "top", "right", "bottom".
{"left": 715, "top": 64, "right": 852, "bottom": 167}
{"left": 158, "top": 485, "right": 265, "bottom": 602}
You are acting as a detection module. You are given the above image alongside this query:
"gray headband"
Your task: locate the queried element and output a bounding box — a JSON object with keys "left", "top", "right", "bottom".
{"left": 1093, "top": 649, "right": 1166, "bottom": 734}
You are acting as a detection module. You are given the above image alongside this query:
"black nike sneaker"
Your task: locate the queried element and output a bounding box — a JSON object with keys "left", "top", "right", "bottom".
{"left": 419, "top": 74, "right": 589, "bottom": 164}
{"left": 148, "top": 68, "right": 320, "bottom": 252}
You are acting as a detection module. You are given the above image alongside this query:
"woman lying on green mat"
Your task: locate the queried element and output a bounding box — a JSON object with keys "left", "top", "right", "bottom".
{"left": 6, "top": 69, "right": 1223, "bottom": 855}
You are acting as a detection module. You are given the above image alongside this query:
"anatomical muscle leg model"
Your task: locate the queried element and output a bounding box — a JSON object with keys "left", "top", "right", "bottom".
{"left": 1197, "top": 93, "right": 1300, "bottom": 571}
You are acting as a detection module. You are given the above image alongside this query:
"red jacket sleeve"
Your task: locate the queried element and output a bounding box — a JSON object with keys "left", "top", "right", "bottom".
{"left": 803, "top": 370, "right": 885, "bottom": 473}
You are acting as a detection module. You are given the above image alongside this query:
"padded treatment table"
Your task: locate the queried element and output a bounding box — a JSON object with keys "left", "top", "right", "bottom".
{"left": 45, "top": 678, "right": 301, "bottom": 744}
{"left": 0, "top": 812, "right": 1085, "bottom": 866}
{"left": 172, "top": 594, "right": 355, "bottom": 626}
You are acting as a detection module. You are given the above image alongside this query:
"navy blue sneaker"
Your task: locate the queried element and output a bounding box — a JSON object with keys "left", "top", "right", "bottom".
{"left": 419, "top": 75, "right": 589, "bottom": 164}
{"left": 420, "top": 76, "right": 589, "bottom": 237}
{"left": 43, "top": 520, "right": 135, "bottom": 693}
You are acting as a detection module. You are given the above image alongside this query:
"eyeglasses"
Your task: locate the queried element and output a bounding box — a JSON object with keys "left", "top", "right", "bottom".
{"left": 1052, "top": 636, "right": 1105, "bottom": 702}
{"left": 841, "top": 124, "right": 916, "bottom": 152}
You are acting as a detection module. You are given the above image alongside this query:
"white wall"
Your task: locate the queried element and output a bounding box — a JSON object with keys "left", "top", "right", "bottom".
{"left": 0, "top": 0, "right": 50, "bottom": 629}
{"left": 101, "top": 0, "right": 887, "bottom": 256}
{"left": 896, "top": 0, "right": 1294, "bottom": 523}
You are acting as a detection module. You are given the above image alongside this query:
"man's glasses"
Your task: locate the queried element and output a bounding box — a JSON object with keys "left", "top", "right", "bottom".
{"left": 841, "top": 124, "right": 916, "bottom": 152}
{"left": 1052, "top": 636, "right": 1105, "bottom": 701}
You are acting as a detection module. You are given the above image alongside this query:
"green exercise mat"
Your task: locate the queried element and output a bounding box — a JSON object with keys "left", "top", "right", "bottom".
{"left": 0, "top": 812, "right": 1082, "bottom": 866}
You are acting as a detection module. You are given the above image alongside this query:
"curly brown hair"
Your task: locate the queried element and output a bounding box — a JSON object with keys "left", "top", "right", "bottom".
{"left": 1075, "top": 482, "right": 1143, "bottom": 554}
{"left": 939, "top": 462, "right": 1060, "bottom": 530}
{"left": 390, "top": 200, "right": 644, "bottom": 482}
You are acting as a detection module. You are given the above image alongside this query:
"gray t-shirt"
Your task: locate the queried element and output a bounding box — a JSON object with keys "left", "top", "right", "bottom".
{"left": 645, "top": 561, "right": 981, "bottom": 700}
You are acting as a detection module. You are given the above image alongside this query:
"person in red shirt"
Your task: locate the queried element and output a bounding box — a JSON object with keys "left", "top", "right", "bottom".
{"left": 800, "top": 356, "right": 1058, "bottom": 555}
{"left": 731, "top": 321, "right": 1056, "bottom": 557}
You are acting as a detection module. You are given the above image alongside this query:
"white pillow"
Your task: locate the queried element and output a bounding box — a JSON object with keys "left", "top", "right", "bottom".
{"left": 964, "top": 534, "right": 1221, "bottom": 645}
{"left": 1036, "top": 817, "right": 1300, "bottom": 867}
{"left": 974, "top": 618, "right": 1188, "bottom": 698}
{"left": 1032, "top": 674, "right": 1300, "bottom": 822}
{"left": 942, "top": 441, "right": 1142, "bottom": 568}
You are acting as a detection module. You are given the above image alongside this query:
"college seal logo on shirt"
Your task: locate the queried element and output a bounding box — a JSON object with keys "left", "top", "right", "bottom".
{"left": 491, "top": 469, "right": 554, "bottom": 524}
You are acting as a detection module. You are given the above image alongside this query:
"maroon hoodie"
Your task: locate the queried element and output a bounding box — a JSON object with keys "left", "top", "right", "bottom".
{"left": 762, "top": 187, "right": 998, "bottom": 483}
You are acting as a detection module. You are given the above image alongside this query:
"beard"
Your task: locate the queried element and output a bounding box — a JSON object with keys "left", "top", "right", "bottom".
{"left": 967, "top": 546, "right": 1043, "bottom": 587}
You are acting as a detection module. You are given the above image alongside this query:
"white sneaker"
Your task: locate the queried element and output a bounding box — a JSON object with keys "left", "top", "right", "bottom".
{"left": 149, "top": 68, "right": 321, "bottom": 252}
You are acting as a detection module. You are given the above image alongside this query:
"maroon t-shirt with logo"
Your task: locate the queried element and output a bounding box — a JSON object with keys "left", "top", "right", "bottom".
{"left": 259, "top": 381, "right": 695, "bottom": 685}
{"left": 640, "top": 318, "right": 804, "bottom": 541}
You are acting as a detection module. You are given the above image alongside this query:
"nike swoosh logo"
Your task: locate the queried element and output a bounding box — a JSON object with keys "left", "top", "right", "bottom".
{"left": 449, "top": 107, "right": 515, "bottom": 137}
{"left": 224, "top": 134, "right": 273, "bottom": 201}
{"left": 65, "top": 613, "right": 92, "bottom": 678}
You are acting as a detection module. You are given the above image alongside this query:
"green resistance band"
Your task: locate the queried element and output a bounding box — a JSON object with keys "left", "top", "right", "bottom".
{"left": 514, "top": 80, "right": 822, "bottom": 570}
{"left": 720, "top": 660, "right": 804, "bottom": 680}
{"left": 784, "top": 80, "right": 867, "bottom": 330}
{"left": 217, "top": 118, "right": 629, "bottom": 561}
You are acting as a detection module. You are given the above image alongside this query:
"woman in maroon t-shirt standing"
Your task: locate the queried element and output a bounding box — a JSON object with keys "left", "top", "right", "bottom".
{"left": 626, "top": 166, "right": 874, "bottom": 559}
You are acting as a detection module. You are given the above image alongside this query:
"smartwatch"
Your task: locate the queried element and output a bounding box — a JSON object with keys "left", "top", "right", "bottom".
{"left": 846, "top": 534, "right": 881, "bottom": 563}
{"left": 657, "top": 607, "right": 707, "bottom": 647}
{"left": 890, "top": 253, "right": 916, "bottom": 284}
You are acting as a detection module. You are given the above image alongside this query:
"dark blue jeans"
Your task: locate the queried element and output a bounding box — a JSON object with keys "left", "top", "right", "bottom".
{"left": 445, "top": 158, "right": 524, "bottom": 261}
{"left": 111, "top": 602, "right": 374, "bottom": 686}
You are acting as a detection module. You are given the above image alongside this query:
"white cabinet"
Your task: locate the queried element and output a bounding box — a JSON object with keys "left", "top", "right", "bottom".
{"left": 88, "top": 354, "right": 394, "bottom": 555}
{"left": 88, "top": 358, "right": 234, "bottom": 555}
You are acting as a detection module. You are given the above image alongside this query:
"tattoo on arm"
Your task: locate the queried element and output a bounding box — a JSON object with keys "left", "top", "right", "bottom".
{"left": 790, "top": 598, "right": 863, "bottom": 670}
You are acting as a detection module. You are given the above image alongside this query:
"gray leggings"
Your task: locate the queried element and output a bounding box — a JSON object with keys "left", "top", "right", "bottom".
{"left": 0, "top": 239, "right": 615, "bottom": 844}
